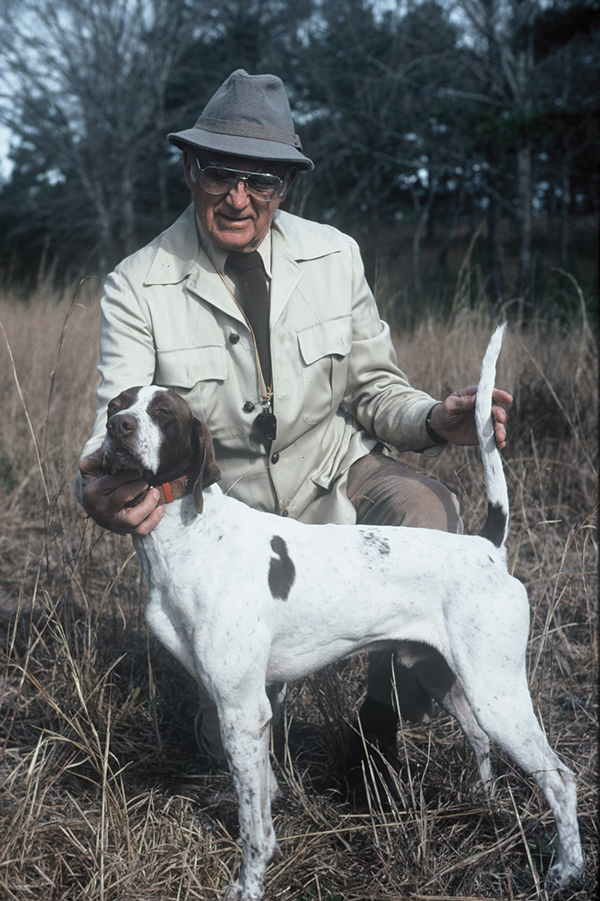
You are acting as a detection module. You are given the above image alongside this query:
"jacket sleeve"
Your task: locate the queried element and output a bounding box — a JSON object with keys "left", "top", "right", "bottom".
{"left": 79, "top": 266, "right": 156, "bottom": 460}
{"left": 341, "top": 236, "right": 443, "bottom": 454}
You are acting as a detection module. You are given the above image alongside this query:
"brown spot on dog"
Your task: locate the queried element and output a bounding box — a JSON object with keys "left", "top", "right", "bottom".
{"left": 268, "top": 536, "right": 295, "bottom": 601}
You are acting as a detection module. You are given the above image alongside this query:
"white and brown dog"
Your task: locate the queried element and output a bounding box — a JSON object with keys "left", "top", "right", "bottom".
{"left": 102, "top": 328, "right": 583, "bottom": 900}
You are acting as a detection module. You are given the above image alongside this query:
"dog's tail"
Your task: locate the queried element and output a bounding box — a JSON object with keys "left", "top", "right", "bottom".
{"left": 476, "top": 324, "right": 509, "bottom": 548}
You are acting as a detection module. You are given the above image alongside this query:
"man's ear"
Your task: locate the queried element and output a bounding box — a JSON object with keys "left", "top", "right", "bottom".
{"left": 191, "top": 419, "right": 221, "bottom": 514}
{"left": 280, "top": 167, "right": 298, "bottom": 200}
{"left": 183, "top": 148, "right": 196, "bottom": 189}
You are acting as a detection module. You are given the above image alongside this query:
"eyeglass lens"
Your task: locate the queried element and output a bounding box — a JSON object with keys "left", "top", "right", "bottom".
{"left": 198, "top": 164, "right": 282, "bottom": 200}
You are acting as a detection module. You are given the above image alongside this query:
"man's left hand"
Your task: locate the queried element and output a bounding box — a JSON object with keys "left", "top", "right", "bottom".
{"left": 428, "top": 386, "right": 513, "bottom": 449}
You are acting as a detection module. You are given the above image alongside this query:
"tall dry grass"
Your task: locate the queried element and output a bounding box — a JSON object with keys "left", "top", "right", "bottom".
{"left": 0, "top": 281, "right": 597, "bottom": 900}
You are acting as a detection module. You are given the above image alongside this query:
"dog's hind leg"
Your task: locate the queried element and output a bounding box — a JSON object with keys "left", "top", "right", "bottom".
{"left": 265, "top": 683, "right": 283, "bottom": 802}
{"left": 218, "top": 688, "right": 282, "bottom": 901}
{"left": 412, "top": 653, "right": 492, "bottom": 787}
{"left": 462, "top": 673, "right": 583, "bottom": 890}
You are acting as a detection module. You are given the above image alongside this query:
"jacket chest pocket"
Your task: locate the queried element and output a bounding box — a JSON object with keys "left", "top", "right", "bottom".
{"left": 155, "top": 344, "right": 228, "bottom": 424}
{"left": 297, "top": 316, "right": 352, "bottom": 424}
{"left": 155, "top": 345, "right": 227, "bottom": 387}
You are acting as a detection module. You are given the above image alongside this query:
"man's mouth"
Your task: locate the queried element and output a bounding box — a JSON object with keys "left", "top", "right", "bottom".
{"left": 217, "top": 211, "right": 253, "bottom": 226}
{"left": 221, "top": 219, "right": 249, "bottom": 228}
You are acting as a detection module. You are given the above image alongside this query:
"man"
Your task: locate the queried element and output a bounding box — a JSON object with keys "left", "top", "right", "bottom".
{"left": 78, "top": 70, "right": 511, "bottom": 805}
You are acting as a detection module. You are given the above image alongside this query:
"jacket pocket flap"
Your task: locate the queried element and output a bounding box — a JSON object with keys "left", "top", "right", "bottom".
{"left": 156, "top": 345, "right": 227, "bottom": 387}
{"left": 297, "top": 315, "right": 352, "bottom": 365}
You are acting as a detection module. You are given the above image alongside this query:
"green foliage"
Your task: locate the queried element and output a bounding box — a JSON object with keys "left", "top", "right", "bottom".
{"left": 301, "top": 888, "right": 344, "bottom": 901}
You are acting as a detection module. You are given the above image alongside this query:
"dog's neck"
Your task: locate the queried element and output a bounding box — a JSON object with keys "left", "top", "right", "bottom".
{"left": 152, "top": 474, "right": 192, "bottom": 505}
{"left": 149, "top": 449, "right": 198, "bottom": 505}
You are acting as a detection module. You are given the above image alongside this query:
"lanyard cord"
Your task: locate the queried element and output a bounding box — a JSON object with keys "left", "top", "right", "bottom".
{"left": 199, "top": 238, "right": 273, "bottom": 408}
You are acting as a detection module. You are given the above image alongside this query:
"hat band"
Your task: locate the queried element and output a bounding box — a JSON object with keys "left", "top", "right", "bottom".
{"left": 196, "top": 116, "right": 303, "bottom": 149}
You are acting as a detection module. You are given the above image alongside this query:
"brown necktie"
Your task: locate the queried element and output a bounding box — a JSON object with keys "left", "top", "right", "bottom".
{"left": 226, "top": 250, "right": 272, "bottom": 389}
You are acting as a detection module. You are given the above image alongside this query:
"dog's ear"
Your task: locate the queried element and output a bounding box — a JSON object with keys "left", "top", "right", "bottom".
{"left": 191, "top": 419, "right": 221, "bottom": 514}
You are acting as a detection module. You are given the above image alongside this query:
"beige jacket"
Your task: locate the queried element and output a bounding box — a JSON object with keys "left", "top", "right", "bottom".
{"left": 82, "top": 204, "right": 441, "bottom": 524}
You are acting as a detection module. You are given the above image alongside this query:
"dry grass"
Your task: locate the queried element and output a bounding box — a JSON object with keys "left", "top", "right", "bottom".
{"left": 0, "top": 281, "right": 597, "bottom": 900}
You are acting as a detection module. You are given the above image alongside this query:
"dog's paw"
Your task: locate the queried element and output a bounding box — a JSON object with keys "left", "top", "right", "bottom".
{"left": 222, "top": 883, "right": 253, "bottom": 901}
{"left": 546, "top": 860, "right": 585, "bottom": 895}
{"left": 222, "top": 883, "right": 264, "bottom": 901}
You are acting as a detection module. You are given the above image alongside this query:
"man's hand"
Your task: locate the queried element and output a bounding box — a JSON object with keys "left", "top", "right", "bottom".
{"left": 428, "top": 386, "right": 513, "bottom": 449}
{"left": 79, "top": 447, "right": 164, "bottom": 535}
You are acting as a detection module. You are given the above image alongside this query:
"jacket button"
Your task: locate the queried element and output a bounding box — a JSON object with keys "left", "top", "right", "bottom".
{"left": 243, "top": 401, "right": 255, "bottom": 413}
{"left": 271, "top": 452, "right": 280, "bottom": 464}
{"left": 229, "top": 332, "right": 240, "bottom": 344}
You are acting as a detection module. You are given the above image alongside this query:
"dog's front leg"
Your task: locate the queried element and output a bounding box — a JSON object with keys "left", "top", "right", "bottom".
{"left": 219, "top": 692, "right": 281, "bottom": 901}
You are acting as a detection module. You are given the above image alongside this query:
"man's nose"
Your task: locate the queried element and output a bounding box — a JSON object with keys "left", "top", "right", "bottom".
{"left": 226, "top": 179, "right": 251, "bottom": 207}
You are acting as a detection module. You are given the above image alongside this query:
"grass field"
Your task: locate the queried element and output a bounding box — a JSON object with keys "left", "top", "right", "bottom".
{"left": 0, "top": 281, "right": 597, "bottom": 900}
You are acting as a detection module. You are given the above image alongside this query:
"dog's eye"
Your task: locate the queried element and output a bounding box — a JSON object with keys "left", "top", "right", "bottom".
{"left": 154, "top": 407, "right": 173, "bottom": 418}
{"left": 107, "top": 402, "right": 120, "bottom": 417}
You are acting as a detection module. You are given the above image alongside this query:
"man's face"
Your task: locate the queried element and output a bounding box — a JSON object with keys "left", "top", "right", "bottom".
{"left": 183, "top": 149, "right": 296, "bottom": 253}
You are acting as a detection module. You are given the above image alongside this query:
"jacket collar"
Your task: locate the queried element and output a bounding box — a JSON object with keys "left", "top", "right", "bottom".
{"left": 143, "top": 203, "right": 340, "bottom": 325}
{"left": 270, "top": 211, "right": 340, "bottom": 326}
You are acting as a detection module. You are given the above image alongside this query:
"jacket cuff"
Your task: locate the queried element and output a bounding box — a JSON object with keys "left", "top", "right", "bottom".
{"left": 393, "top": 398, "right": 447, "bottom": 454}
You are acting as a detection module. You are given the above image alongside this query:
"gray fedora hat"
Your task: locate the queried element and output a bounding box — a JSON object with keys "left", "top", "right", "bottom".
{"left": 168, "top": 69, "right": 314, "bottom": 171}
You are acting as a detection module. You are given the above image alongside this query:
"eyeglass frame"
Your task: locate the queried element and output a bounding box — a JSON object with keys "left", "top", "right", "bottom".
{"left": 194, "top": 158, "right": 289, "bottom": 202}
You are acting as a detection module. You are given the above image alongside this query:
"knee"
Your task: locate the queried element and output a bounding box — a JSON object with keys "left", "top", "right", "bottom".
{"left": 400, "top": 480, "right": 463, "bottom": 534}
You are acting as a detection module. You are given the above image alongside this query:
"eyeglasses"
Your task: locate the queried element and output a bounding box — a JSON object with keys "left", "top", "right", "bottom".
{"left": 195, "top": 160, "right": 286, "bottom": 202}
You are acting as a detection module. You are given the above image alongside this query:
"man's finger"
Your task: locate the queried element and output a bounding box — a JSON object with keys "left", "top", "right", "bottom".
{"left": 116, "top": 488, "right": 160, "bottom": 526}
{"left": 79, "top": 447, "right": 105, "bottom": 477}
{"left": 86, "top": 475, "right": 148, "bottom": 508}
{"left": 453, "top": 385, "right": 477, "bottom": 399}
{"left": 131, "top": 503, "right": 165, "bottom": 536}
{"left": 491, "top": 388, "right": 513, "bottom": 405}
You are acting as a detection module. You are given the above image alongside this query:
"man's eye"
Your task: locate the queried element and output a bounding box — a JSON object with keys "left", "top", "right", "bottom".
{"left": 212, "top": 168, "right": 233, "bottom": 183}
{"left": 251, "top": 175, "right": 278, "bottom": 188}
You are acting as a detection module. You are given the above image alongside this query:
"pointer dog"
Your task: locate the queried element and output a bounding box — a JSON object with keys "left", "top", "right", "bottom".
{"left": 102, "top": 327, "right": 583, "bottom": 900}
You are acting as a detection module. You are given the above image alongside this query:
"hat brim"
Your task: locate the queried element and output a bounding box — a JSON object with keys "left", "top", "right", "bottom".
{"left": 168, "top": 128, "right": 314, "bottom": 171}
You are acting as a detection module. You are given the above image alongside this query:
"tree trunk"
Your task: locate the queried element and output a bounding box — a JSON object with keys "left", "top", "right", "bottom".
{"left": 560, "top": 151, "right": 571, "bottom": 268}
{"left": 487, "top": 189, "right": 503, "bottom": 311}
{"left": 438, "top": 182, "right": 464, "bottom": 269}
{"left": 121, "top": 155, "right": 136, "bottom": 257}
{"left": 411, "top": 178, "right": 438, "bottom": 301}
{"left": 516, "top": 142, "right": 533, "bottom": 312}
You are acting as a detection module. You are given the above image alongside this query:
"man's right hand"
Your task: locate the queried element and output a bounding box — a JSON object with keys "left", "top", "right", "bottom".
{"left": 79, "top": 447, "right": 164, "bottom": 535}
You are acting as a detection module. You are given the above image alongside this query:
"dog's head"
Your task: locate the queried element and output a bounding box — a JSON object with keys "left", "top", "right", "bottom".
{"left": 102, "top": 386, "right": 221, "bottom": 514}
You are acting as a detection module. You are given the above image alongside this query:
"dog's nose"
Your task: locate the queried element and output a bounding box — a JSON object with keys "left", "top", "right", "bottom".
{"left": 107, "top": 413, "right": 137, "bottom": 438}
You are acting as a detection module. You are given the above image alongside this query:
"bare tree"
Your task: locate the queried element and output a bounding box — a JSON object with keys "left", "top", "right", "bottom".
{"left": 0, "top": 0, "right": 195, "bottom": 271}
{"left": 457, "top": 0, "right": 539, "bottom": 309}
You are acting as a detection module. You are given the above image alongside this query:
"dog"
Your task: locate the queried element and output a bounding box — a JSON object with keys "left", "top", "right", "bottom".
{"left": 102, "top": 327, "right": 583, "bottom": 900}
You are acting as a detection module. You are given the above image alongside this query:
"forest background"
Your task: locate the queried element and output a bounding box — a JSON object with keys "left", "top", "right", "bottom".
{"left": 0, "top": 0, "right": 598, "bottom": 322}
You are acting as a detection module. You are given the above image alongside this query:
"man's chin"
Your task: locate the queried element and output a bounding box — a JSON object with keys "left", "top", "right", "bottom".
{"left": 213, "top": 228, "right": 257, "bottom": 251}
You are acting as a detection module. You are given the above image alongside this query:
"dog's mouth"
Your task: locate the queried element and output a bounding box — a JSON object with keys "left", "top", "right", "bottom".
{"left": 103, "top": 445, "right": 155, "bottom": 482}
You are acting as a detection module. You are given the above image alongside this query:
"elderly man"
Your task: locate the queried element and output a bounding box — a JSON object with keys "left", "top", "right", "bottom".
{"left": 78, "top": 69, "right": 511, "bottom": 807}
